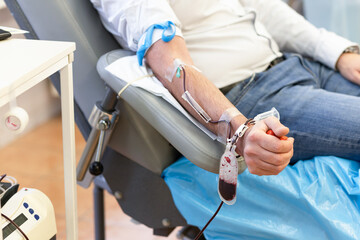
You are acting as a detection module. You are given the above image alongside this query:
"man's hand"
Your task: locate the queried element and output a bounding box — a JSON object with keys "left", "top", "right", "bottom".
{"left": 336, "top": 53, "right": 360, "bottom": 85}
{"left": 236, "top": 117, "right": 294, "bottom": 176}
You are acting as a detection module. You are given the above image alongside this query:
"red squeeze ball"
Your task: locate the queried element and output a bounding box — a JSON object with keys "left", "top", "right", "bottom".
{"left": 266, "top": 129, "right": 288, "bottom": 140}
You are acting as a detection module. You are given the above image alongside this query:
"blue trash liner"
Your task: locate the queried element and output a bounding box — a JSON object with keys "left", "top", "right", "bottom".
{"left": 163, "top": 156, "right": 360, "bottom": 239}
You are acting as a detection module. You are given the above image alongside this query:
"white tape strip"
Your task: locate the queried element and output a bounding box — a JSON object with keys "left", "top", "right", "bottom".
{"left": 182, "top": 90, "right": 212, "bottom": 123}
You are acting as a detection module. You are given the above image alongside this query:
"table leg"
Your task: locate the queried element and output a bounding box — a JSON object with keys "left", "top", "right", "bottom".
{"left": 0, "top": 206, "right": 2, "bottom": 240}
{"left": 60, "top": 62, "right": 78, "bottom": 239}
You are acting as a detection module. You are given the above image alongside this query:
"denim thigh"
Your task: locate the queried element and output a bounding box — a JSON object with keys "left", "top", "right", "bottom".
{"left": 226, "top": 54, "right": 360, "bottom": 162}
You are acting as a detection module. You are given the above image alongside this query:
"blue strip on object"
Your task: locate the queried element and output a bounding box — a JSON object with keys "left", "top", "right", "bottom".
{"left": 137, "top": 21, "right": 176, "bottom": 66}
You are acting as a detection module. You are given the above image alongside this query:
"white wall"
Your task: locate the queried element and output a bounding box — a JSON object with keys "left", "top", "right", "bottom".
{"left": 0, "top": 4, "right": 61, "bottom": 148}
{"left": 0, "top": 82, "right": 61, "bottom": 148}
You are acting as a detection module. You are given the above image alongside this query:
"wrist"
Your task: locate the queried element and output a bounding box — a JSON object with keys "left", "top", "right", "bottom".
{"left": 229, "top": 115, "right": 248, "bottom": 136}
{"left": 230, "top": 117, "right": 254, "bottom": 156}
{"left": 336, "top": 46, "right": 360, "bottom": 70}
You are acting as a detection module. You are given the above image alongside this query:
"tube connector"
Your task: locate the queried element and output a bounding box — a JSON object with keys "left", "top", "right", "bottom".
{"left": 254, "top": 107, "right": 280, "bottom": 122}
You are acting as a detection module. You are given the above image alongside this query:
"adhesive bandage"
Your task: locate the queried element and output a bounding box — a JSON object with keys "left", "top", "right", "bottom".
{"left": 217, "top": 107, "right": 241, "bottom": 144}
{"left": 165, "top": 58, "right": 184, "bottom": 82}
{"left": 165, "top": 58, "right": 201, "bottom": 82}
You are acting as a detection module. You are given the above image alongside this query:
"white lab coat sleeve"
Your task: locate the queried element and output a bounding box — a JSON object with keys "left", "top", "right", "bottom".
{"left": 90, "top": 0, "right": 183, "bottom": 52}
{"left": 239, "top": 0, "right": 359, "bottom": 69}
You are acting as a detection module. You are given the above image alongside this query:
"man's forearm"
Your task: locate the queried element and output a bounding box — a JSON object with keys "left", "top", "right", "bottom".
{"left": 145, "top": 36, "right": 247, "bottom": 136}
{"left": 145, "top": 36, "right": 294, "bottom": 176}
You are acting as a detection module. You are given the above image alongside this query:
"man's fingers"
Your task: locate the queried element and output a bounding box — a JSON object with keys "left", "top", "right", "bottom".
{"left": 352, "top": 70, "right": 360, "bottom": 84}
{"left": 247, "top": 125, "right": 294, "bottom": 153}
{"left": 245, "top": 150, "right": 291, "bottom": 175}
{"left": 247, "top": 161, "right": 288, "bottom": 176}
{"left": 337, "top": 53, "right": 360, "bottom": 85}
{"left": 263, "top": 116, "right": 289, "bottom": 137}
{"left": 261, "top": 135, "right": 294, "bottom": 153}
{"left": 244, "top": 142, "right": 293, "bottom": 167}
{"left": 240, "top": 117, "right": 294, "bottom": 176}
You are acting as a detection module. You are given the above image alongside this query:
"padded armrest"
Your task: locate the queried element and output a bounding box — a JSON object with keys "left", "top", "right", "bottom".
{"left": 97, "top": 50, "right": 225, "bottom": 174}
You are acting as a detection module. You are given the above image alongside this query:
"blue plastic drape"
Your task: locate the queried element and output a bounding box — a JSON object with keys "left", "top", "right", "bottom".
{"left": 163, "top": 156, "right": 360, "bottom": 239}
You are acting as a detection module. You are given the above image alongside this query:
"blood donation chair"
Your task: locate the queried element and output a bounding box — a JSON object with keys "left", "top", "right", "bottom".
{"left": 4, "top": 0, "right": 225, "bottom": 238}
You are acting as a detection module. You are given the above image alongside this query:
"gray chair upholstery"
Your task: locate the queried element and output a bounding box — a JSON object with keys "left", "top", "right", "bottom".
{"left": 97, "top": 50, "right": 224, "bottom": 174}
{"left": 5, "top": 0, "right": 225, "bottom": 237}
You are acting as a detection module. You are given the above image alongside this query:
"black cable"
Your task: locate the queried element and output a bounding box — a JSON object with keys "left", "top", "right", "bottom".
{"left": 0, "top": 174, "right": 6, "bottom": 182}
{"left": 1, "top": 213, "right": 29, "bottom": 240}
{"left": 182, "top": 65, "right": 187, "bottom": 92}
{"left": 194, "top": 201, "right": 224, "bottom": 240}
{"left": 180, "top": 67, "right": 235, "bottom": 239}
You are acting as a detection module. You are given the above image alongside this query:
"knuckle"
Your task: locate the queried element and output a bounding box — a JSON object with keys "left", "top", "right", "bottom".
{"left": 247, "top": 131, "right": 259, "bottom": 142}
{"left": 274, "top": 155, "right": 285, "bottom": 165}
{"left": 288, "top": 149, "right": 294, "bottom": 159}
{"left": 269, "top": 166, "right": 282, "bottom": 175}
{"left": 273, "top": 142, "right": 282, "bottom": 152}
{"left": 247, "top": 167, "right": 255, "bottom": 174}
{"left": 248, "top": 166, "right": 259, "bottom": 175}
{"left": 244, "top": 145, "right": 255, "bottom": 156}
{"left": 245, "top": 157, "right": 255, "bottom": 167}
{"left": 275, "top": 165, "right": 285, "bottom": 173}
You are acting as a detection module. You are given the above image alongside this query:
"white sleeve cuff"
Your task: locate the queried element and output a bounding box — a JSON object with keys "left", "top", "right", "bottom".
{"left": 314, "top": 29, "right": 359, "bottom": 69}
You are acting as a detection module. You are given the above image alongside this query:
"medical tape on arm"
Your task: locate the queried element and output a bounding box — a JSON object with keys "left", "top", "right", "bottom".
{"left": 182, "top": 90, "right": 212, "bottom": 123}
{"left": 168, "top": 60, "right": 238, "bottom": 136}
{"left": 165, "top": 58, "right": 201, "bottom": 82}
{"left": 173, "top": 63, "right": 212, "bottom": 123}
{"left": 217, "top": 107, "right": 241, "bottom": 144}
{"left": 165, "top": 58, "right": 184, "bottom": 82}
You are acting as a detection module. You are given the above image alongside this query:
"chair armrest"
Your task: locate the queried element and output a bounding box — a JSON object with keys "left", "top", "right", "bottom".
{"left": 97, "top": 50, "right": 225, "bottom": 173}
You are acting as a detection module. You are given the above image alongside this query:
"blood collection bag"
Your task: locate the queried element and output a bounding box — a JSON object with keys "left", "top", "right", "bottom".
{"left": 217, "top": 107, "right": 281, "bottom": 205}
{"left": 218, "top": 142, "right": 238, "bottom": 205}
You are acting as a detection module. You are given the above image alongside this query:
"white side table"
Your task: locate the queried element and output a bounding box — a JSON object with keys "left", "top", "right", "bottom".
{"left": 0, "top": 39, "right": 78, "bottom": 239}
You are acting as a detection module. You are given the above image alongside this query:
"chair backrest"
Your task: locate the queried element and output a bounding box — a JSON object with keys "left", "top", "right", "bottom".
{"left": 5, "top": 0, "right": 188, "bottom": 232}
{"left": 5, "top": 0, "right": 119, "bottom": 138}
{"left": 5, "top": 0, "right": 181, "bottom": 174}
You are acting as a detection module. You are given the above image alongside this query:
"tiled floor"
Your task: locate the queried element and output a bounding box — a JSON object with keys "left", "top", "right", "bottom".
{"left": 0, "top": 116, "right": 181, "bottom": 240}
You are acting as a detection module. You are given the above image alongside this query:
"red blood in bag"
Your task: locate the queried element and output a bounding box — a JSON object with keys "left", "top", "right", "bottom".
{"left": 219, "top": 179, "right": 236, "bottom": 201}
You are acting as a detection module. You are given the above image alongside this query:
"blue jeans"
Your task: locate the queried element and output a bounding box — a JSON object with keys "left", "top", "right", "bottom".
{"left": 226, "top": 53, "right": 360, "bottom": 163}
